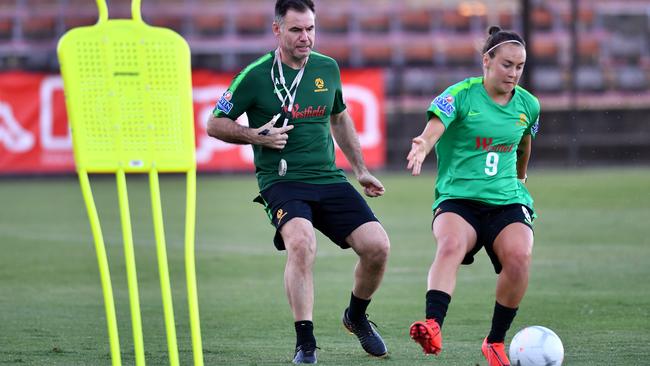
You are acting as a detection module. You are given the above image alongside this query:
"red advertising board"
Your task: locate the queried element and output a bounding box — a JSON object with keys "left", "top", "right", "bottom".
{"left": 0, "top": 69, "right": 385, "bottom": 174}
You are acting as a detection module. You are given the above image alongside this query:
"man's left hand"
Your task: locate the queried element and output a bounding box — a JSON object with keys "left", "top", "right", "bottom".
{"left": 357, "top": 172, "right": 385, "bottom": 198}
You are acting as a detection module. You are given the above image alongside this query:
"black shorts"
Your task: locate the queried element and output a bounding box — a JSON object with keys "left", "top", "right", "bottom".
{"left": 255, "top": 181, "right": 379, "bottom": 251}
{"left": 433, "top": 199, "right": 534, "bottom": 274}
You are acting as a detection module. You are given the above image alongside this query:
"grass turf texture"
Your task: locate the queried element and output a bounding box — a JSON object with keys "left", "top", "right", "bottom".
{"left": 0, "top": 168, "right": 648, "bottom": 365}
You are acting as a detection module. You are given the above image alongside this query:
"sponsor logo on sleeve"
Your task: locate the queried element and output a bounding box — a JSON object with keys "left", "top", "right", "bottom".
{"left": 432, "top": 94, "right": 455, "bottom": 117}
{"left": 216, "top": 91, "right": 234, "bottom": 114}
{"left": 531, "top": 116, "right": 539, "bottom": 135}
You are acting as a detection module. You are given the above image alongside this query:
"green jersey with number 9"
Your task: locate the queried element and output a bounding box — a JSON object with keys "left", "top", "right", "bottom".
{"left": 427, "top": 77, "right": 540, "bottom": 213}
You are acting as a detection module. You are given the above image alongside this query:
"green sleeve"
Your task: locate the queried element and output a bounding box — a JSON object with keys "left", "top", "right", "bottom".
{"left": 524, "top": 97, "right": 541, "bottom": 138}
{"left": 213, "top": 69, "right": 256, "bottom": 120}
{"left": 426, "top": 84, "right": 466, "bottom": 128}
{"left": 331, "top": 63, "right": 346, "bottom": 114}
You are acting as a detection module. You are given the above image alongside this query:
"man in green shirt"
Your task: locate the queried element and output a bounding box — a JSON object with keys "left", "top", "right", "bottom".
{"left": 406, "top": 26, "right": 539, "bottom": 366}
{"left": 207, "top": 0, "right": 389, "bottom": 363}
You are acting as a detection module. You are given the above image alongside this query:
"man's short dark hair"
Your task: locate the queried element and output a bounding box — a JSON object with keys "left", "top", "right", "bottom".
{"left": 275, "top": 0, "right": 315, "bottom": 21}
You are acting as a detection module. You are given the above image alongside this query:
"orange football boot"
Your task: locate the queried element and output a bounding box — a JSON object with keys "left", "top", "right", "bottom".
{"left": 409, "top": 319, "right": 442, "bottom": 355}
{"left": 482, "top": 337, "right": 511, "bottom": 366}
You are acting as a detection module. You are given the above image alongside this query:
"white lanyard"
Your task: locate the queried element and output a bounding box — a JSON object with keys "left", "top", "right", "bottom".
{"left": 270, "top": 48, "right": 307, "bottom": 127}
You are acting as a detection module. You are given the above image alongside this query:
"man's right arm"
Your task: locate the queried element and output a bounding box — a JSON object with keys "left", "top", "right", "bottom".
{"left": 206, "top": 115, "right": 258, "bottom": 144}
{"left": 207, "top": 114, "right": 293, "bottom": 150}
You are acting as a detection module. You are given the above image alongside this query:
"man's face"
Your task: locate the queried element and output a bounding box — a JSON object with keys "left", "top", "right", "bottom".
{"left": 483, "top": 43, "right": 526, "bottom": 94}
{"left": 273, "top": 9, "right": 315, "bottom": 66}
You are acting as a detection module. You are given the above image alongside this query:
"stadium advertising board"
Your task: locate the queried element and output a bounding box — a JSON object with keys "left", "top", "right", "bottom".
{"left": 0, "top": 69, "right": 385, "bottom": 174}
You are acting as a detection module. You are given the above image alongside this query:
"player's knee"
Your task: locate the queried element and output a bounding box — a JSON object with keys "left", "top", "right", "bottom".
{"left": 501, "top": 244, "right": 532, "bottom": 274}
{"left": 369, "top": 235, "right": 390, "bottom": 265}
{"left": 349, "top": 223, "right": 390, "bottom": 263}
{"left": 435, "top": 235, "right": 468, "bottom": 260}
{"left": 285, "top": 232, "right": 317, "bottom": 263}
{"left": 360, "top": 228, "right": 390, "bottom": 260}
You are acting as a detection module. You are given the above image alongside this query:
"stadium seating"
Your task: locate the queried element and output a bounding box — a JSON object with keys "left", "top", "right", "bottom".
{"left": 443, "top": 40, "right": 480, "bottom": 68}
{"left": 399, "top": 9, "right": 432, "bottom": 33}
{"left": 0, "top": 0, "right": 647, "bottom": 100}
{"left": 193, "top": 14, "right": 226, "bottom": 36}
{"left": 441, "top": 8, "right": 471, "bottom": 33}
{"left": 531, "top": 5, "right": 554, "bottom": 32}
{"left": 359, "top": 13, "right": 391, "bottom": 34}
{"left": 360, "top": 42, "right": 393, "bottom": 67}
{"left": 402, "top": 40, "right": 436, "bottom": 67}
{"left": 401, "top": 67, "right": 437, "bottom": 96}
{"left": 19, "top": 0, "right": 59, "bottom": 42}
{"left": 234, "top": 12, "right": 268, "bottom": 36}
{"left": 531, "top": 35, "right": 560, "bottom": 66}
{"left": 576, "top": 65, "right": 606, "bottom": 92}
{"left": 577, "top": 35, "right": 601, "bottom": 65}
{"left": 315, "top": 43, "right": 351, "bottom": 67}
{"left": 533, "top": 66, "right": 566, "bottom": 93}
{"left": 616, "top": 65, "right": 649, "bottom": 92}
{"left": 0, "top": 18, "right": 12, "bottom": 40}
{"left": 318, "top": 12, "right": 350, "bottom": 34}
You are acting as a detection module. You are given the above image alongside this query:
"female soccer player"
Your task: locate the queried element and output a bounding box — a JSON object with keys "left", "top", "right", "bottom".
{"left": 406, "top": 26, "right": 540, "bottom": 366}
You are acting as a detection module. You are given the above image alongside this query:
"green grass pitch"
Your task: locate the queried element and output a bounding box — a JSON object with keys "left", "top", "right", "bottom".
{"left": 0, "top": 168, "right": 649, "bottom": 365}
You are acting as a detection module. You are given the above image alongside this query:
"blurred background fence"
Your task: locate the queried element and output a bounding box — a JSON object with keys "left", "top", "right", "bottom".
{"left": 0, "top": 0, "right": 649, "bottom": 171}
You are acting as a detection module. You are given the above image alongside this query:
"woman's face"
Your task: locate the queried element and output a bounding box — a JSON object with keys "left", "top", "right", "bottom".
{"left": 483, "top": 43, "right": 526, "bottom": 95}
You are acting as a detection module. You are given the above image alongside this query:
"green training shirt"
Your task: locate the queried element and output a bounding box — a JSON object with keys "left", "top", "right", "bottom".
{"left": 213, "top": 51, "right": 348, "bottom": 191}
{"left": 427, "top": 77, "right": 540, "bottom": 211}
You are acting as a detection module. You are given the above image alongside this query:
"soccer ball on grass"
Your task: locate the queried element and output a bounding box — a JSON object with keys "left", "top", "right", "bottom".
{"left": 509, "top": 326, "right": 564, "bottom": 366}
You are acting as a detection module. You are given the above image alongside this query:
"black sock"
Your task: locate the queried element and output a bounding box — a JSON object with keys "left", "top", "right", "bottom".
{"left": 295, "top": 320, "right": 316, "bottom": 347}
{"left": 487, "top": 302, "right": 518, "bottom": 343}
{"left": 347, "top": 292, "right": 371, "bottom": 321}
{"left": 425, "top": 289, "right": 451, "bottom": 328}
